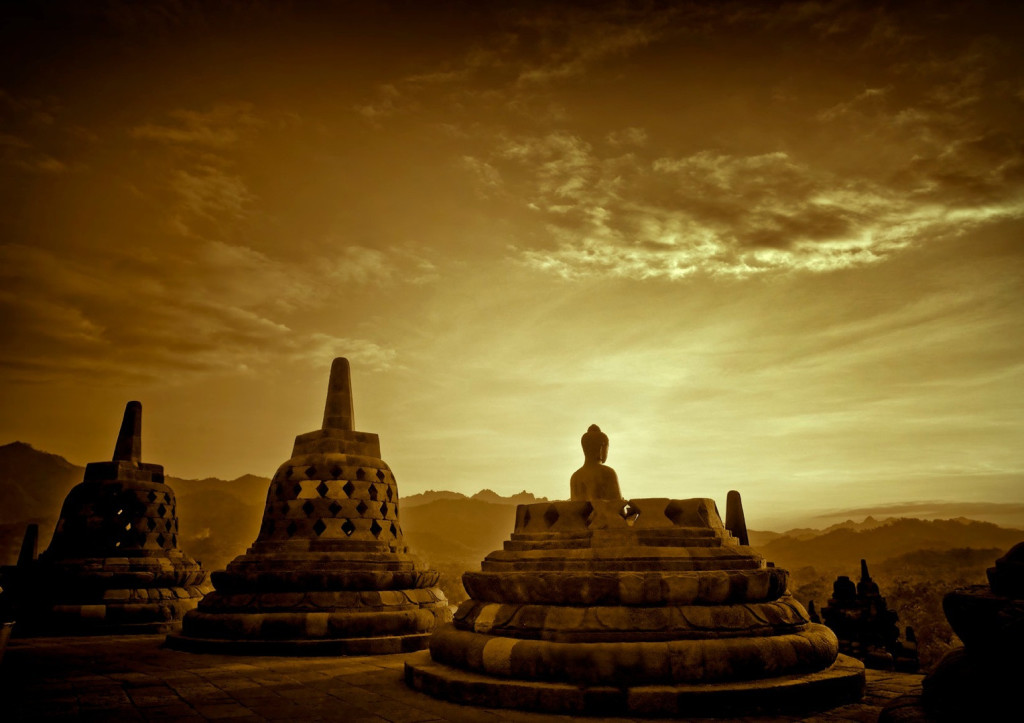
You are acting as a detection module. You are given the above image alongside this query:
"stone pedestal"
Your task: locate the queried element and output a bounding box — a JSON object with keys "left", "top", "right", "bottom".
{"left": 167, "top": 358, "right": 449, "bottom": 655}
{"left": 406, "top": 496, "right": 864, "bottom": 717}
{"left": 881, "top": 542, "right": 1024, "bottom": 721}
{"left": 10, "top": 402, "right": 210, "bottom": 635}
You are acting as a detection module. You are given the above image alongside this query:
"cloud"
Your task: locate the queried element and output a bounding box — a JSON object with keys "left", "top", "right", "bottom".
{"left": 481, "top": 136, "right": 910, "bottom": 278}
{"left": 813, "top": 499, "right": 1024, "bottom": 525}
{"left": 0, "top": 241, "right": 402, "bottom": 385}
{"left": 352, "top": 4, "right": 680, "bottom": 124}
{"left": 131, "top": 103, "right": 262, "bottom": 148}
{"left": 510, "top": 5, "right": 674, "bottom": 86}
{"left": 171, "top": 165, "right": 254, "bottom": 221}
{"left": 462, "top": 108, "right": 1024, "bottom": 280}
{"left": 606, "top": 127, "right": 647, "bottom": 147}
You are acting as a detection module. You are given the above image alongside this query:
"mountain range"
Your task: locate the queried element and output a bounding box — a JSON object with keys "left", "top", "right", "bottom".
{"left": 1, "top": 441, "right": 1021, "bottom": 581}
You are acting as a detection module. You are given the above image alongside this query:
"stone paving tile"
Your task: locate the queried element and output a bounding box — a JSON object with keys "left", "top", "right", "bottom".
{"left": 0, "top": 635, "right": 927, "bottom": 722}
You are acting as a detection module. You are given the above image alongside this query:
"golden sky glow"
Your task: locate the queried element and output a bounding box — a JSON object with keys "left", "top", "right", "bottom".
{"left": 1, "top": 1, "right": 1022, "bottom": 528}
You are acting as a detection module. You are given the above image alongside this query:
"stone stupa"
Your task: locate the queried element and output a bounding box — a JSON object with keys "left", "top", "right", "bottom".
{"left": 10, "top": 402, "right": 211, "bottom": 635}
{"left": 168, "top": 357, "right": 450, "bottom": 654}
{"left": 405, "top": 425, "right": 864, "bottom": 717}
{"left": 820, "top": 559, "right": 919, "bottom": 672}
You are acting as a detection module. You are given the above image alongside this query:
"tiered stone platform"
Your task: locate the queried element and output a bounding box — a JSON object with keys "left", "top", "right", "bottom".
{"left": 168, "top": 358, "right": 449, "bottom": 655}
{"left": 406, "top": 497, "right": 864, "bottom": 717}
{"left": 8, "top": 402, "right": 210, "bottom": 635}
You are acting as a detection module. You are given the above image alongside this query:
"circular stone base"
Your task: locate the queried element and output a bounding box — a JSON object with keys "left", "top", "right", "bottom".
{"left": 165, "top": 631, "right": 431, "bottom": 656}
{"left": 14, "top": 598, "right": 204, "bottom": 637}
{"left": 404, "top": 651, "right": 865, "bottom": 717}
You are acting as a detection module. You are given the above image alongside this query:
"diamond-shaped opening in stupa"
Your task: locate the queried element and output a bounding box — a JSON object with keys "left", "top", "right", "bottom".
{"left": 342, "top": 481, "right": 355, "bottom": 497}
{"left": 368, "top": 484, "right": 378, "bottom": 501}
{"left": 312, "top": 519, "right": 327, "bottom": 536}
{"left": 370, "top": 519, "right": 383, "bottom": 538}
{"left": 341, "top": 519, "right": 355, "bottom": 536}
{"left": 356, "top": 500, "right": 368, "bottom": 515}
{"left": 544, "top": 504, "right": 560, "bottom": 527}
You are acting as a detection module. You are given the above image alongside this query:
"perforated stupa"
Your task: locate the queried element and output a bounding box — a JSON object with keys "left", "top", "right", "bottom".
{"left": 11, "top": 401, "right": 211, "bottom": 634}
{"left": 405, "top": 425, "right": 865, "bottom": 717}
{"left": 169, "top": 357, "right": 449, "bottom": 654}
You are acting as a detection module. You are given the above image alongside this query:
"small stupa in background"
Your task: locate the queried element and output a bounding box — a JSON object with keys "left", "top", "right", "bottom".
{"left": 819, "top": 559, "right": 919, "bottom": 672}
{"left": 405, "top": 425, "right": 864, "bottom": 717}
{"left": 168, "top": 357, "right": 449, "bottom": 654}
{"left": 10, "top": 402, "right": 211, "bottom": 634}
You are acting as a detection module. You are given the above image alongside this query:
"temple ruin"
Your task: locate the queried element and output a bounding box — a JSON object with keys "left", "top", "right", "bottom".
{"left": 167, "top": 357, "right": 450, "bottom": 654}
{"left": 6, "top": 402, "right": 210, "bottom": 634}
{"left": 405, "top": 426, "right": 865, "bottom": 716}
{"left": 819, "top": 559, "right": 919, "bottom": 672}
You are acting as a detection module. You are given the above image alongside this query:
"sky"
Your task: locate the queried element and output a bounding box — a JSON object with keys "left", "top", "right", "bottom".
{"left": 1, "top": 0, "right": 1022, "bottom": 529}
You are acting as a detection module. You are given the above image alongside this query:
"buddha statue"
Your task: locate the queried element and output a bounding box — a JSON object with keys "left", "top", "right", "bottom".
{"left": 569, "top": 424, "right": 622, "bottom": 501}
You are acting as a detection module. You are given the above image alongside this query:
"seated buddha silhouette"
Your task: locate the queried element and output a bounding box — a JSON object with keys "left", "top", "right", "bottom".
{"left": 569, "top": 424, "right": 623, "bottom": 501}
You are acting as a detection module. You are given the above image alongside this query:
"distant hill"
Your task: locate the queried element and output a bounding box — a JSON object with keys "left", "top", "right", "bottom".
{"left": 402, "top": 498, "right": 516, "bottom": 567}
{"left": 402, "top": 488, "right": 548, "bottom": 508}
{"left": 0, "top": 442, "right": 82, "bottom": 525}
{"left": 3, "top": 440, "right": 1022, "bottom": 587}
{"left": 0, "top": 441, "right": 270, "bottom": 569}
{"left": 756, "top": 517, "right": 1023, "bottom": 574}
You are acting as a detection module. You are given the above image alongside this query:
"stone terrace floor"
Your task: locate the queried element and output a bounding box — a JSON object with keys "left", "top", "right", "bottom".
{"left": 0, "top": 635, "right": 924, "bottom": 722}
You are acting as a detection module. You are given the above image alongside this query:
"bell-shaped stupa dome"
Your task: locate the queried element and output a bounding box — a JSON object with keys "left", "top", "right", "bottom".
{"left": 169, "top": 357, "right": 450, "bottom": 654}
{"left": 13, "top": 402, "right": 211, "bottom": 634}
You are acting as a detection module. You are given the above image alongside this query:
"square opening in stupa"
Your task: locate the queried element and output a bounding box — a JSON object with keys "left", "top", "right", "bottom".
{"left": 166, "top": 358, "right": 451, "bottom": 655}
{"left": 404, "top": 424, "right": 866, "bottom": 717}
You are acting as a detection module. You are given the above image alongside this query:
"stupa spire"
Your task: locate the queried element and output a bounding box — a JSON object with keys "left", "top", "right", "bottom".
{"left": 112, "top": 400, "right": 142, "bottom": 462}
{"left": 321, "top": 357, "right": 354, "bottom": 431}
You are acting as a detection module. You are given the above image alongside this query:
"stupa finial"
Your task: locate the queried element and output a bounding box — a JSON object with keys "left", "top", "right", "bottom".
{"left": 321, "top": 357, "right": 355, "bottom": 431}
{"left": 112, "top": 401, "right": 142, "bottom": 462}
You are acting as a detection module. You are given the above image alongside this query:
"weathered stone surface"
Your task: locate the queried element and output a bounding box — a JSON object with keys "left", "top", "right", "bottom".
{"left": 168, "top": 358, "right": 449, "bottom": 655}
{"left": 0, "top": 634, "right": 913, "bottom": 721}
{"left": 406, "top": 426, "right": 864, "bottom": 716}
{"left": 462, "top": 567, "right": 789, "bottom": 605}
{"left": 406, "top": 650, "right": 865, "bottom": 717}
{"left": 4, "top": 402, "right": 210, "bottom": 635}
{"left": 725, "top": 489, "right": 750, "bottom": 546}
{"left": 452, "top": 595, "right": 811, "bottom": 642}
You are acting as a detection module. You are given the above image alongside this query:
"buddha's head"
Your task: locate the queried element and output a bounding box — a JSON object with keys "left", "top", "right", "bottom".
{"left": 581, "top": 424, "right": 609, "bottom": 464}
